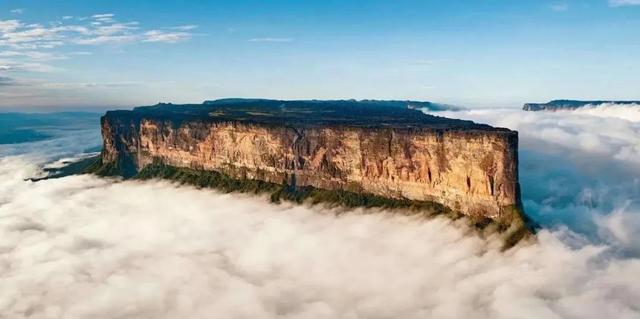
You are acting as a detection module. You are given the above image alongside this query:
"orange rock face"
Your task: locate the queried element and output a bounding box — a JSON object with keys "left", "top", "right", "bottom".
{"left": 101, "top": 116, "right": 520, "bottom": 219}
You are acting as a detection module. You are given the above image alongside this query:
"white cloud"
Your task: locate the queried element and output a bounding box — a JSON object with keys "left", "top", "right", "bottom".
{"left": 0, "top": 20, "right": 21, "bottom": 32}
{"left": 428, "top": 104, "right": 640, "bottom": 166}
{"left": 609, "top": 0, "right": 640, "bottom": 6}
{"left": 171, "top": 24, "right": 198, "bottom": 31}
{"left": 248, "top": 37, "right": 294, "bottom": 42}
{"left": 0, "top": 15, "right": 194, "bottom": 49}
{"left": 567, "top": 103, "right": 640, "bottom": 122}
{"left": 0, "top": 14, "right": 195, "bottom": 83}
{"left": 0, "top": 22, "right": 70, "bottom": 49}
{"left": 0, "top": 59, "right": 57, "bottom": 72}
{"left": 0, "top": 50, "right": 66, "bottom": 61}
{"left": 91, "top": 14, "right": 116, "bottom": 25}
{"left": 91, "top": 13, "right": 115, "bottom": 19}
{"left": 0, "top": 154, "right": 638, "bottom": 318}
{"left": 69, "top": 51, "right": 93, "bottom": 56}
{"left": 40, "top": 81, "right": 142, "bottom": 89}
{"left": 143, "top": 30, "right": 192, "bottom": 43}
{"left": 0, "top": 103, "right": 639, "bottom": 317}
{"left": 74, "top": 34, "right": 138, "bottom": 45}
{"left": 10, "top": 8, "right": 24, "bottom": 14}
{"left": 93, "top": 22, "right": 138, "bottom": 36}
{"left": 597, "top": 205, "right": 640, "bottom": 254}
{"left": 426, "top": 105, "right": 640, "bottom": 251}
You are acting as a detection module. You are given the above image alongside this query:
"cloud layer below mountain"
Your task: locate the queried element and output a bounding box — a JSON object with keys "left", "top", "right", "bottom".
{"left": 1, "top": 106, "right": 639, "bottom": 318}
{"left": 428, "top": 105, "right": 640, "bottom": 253}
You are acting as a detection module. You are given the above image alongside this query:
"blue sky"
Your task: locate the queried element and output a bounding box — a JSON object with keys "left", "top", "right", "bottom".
{"left": 0, "top": 0, "right": 639, "bottom": 110}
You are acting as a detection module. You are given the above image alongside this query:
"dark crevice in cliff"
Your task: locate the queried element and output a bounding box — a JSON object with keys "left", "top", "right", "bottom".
{"left": 84, "top": 151, "right": 138, "bottom": 178}
{"left": 291, "top": 127, "right": 304, "bottom": 169}
{"left": 489, "top": 176, "right": 495, "bottom": 196}
{"left": 387, "top": 132, "right": 393, "bottom": 157}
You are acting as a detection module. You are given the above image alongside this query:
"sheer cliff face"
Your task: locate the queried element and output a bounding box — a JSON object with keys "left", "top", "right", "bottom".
{"left": 100, "top": 115, "right": 520, "bottom": 219}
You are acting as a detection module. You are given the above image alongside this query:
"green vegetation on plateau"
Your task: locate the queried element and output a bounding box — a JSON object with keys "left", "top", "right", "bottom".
{"left": 104, "top": 98, "right": 500, "bottom": 131}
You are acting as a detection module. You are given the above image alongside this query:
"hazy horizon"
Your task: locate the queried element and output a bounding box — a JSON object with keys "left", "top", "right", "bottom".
{"left": 2, "top": 0, "right": 640, "bottom": 111}
{"left": 0, "top": 99, "right": 527, "bottom": 113}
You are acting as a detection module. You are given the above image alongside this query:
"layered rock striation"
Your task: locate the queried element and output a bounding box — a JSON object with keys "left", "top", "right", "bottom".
{"left": 99, "top": 99, "right": 522, "bottom": 221}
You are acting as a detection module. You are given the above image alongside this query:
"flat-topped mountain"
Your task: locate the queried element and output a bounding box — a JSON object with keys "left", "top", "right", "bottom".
{"left": 523, "top": 99, "right": 640, "bottom": 111}
{"left": 92, "top": 98, "right": 528, "bottom": 244}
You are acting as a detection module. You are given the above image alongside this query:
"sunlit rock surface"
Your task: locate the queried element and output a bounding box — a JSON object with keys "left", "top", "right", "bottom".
{"left": 100, "top": 99, "right": 521, "bottom": 219}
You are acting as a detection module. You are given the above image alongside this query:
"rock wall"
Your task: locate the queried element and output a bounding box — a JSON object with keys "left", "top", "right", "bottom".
{"left": 101, "top": 115, "right": 520, "bottom": 219}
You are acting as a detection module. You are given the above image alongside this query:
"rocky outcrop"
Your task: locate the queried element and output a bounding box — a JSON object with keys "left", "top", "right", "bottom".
{"left": 523, "top": 100, "right": 640, "bottom": 111}
{"left": 99, "top": 99, "right": 522, "bottom": 221}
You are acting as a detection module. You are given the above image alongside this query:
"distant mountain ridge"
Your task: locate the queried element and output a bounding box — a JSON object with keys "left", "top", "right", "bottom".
{"left": 523, "top": 100, "right": 640, "bottom": 111}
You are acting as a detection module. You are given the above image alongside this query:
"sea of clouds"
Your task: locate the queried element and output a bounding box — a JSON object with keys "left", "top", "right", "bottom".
{"left": 1, "top": 104, "right": 639, "bottom": 318}
{"left": 429, "top": 104, "right": 640, "bottom": 251}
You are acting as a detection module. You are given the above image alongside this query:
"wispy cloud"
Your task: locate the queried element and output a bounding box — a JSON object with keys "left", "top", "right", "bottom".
{"left": 69, "top": 51, "right": 93, "bottom": 56}
{"left": 10, "top": 8, "right": 24, "bottom": 15}
{"left": 40, "top": 81, "right": 142, "bottom": 89}
{"left": 0, "top": 50, "right": 66, "bottom": 61}
{"left": 92, "top": 13, "right": 114, "bottom": 18}
{"left": 0, "top": 76, "right": 18, "bottom": 86}
{"left": 91, "top": 13, "right": 115, "bottom": 23}
{"left": 609, "top": 0, "right": 640, "bottom": 6}
{"left": 170, "top": 24, "right": 198, "bottom": 31}
{"left": 248, "top": 37, "right": 294, "bottom": 42}
{"left": 0, "top": 14, "right": 196, "bottom": 50}
{"left": 143, "top": 30, "right": 192, "bottom": 43}
{"left": 0, "top": 60, "right": 57, "bottom": 73}
{"left": 0, "top": 20, "right": 21, "bottom": 33}
{"left": 0, "top": 13, "right": 197, "bottom": 80}
{"left": 74, "top": 34, "right": 138, "bottom": 45}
